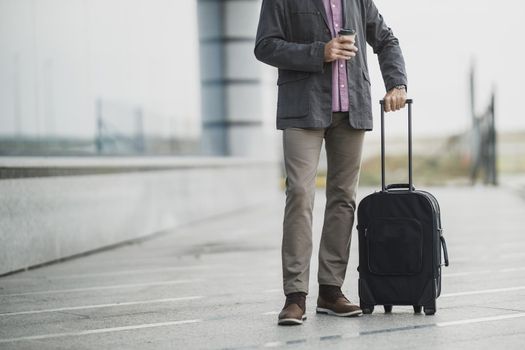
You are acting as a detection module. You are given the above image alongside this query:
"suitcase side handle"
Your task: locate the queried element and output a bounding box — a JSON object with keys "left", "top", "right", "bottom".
{"left": 380, "top": 99, "right": 413, "bottom": 192}
{"left": 440, "top": 234, "right": 449, "bottom": 267}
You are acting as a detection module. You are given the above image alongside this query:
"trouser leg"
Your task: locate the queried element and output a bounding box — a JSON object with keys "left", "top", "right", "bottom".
{"left": 318, "top": 113, "right": 365, "bottom": 287}
{"left": 282, "top": 127, "right": 324, "bottom": 295}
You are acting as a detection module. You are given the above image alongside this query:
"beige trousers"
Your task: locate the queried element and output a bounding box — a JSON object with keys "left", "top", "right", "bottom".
{"left": 282, "top": 112, "right": 365, "bottom": 295}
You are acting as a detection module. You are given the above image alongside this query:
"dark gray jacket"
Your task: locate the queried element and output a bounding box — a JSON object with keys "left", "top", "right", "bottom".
{"left": 254, "top": 0, "right": 407, "bottom": 130}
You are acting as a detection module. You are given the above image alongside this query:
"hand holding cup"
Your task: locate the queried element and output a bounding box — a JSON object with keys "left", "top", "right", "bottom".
{"left": 324, "top": 28, "right": 358, "bottom": 62}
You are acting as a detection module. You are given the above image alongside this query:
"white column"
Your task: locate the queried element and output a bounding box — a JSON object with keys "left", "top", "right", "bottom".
{"left": 198, "top": 0, "right": 277, "bottom": 158}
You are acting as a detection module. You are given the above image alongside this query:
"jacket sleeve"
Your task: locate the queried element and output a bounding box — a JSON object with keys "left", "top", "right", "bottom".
{"left": 254, "top": 0, "right": 325, "bottom": 72}
{"left": 365, "top": 0, "right": 407, "bottom": 91}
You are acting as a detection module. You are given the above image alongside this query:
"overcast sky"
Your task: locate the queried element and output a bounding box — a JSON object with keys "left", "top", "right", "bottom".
{"left": 0, "top": 0, "right": 201, "bottom": 138}
{"left": 366, "top": 0, "right": 524, "bottom": 137}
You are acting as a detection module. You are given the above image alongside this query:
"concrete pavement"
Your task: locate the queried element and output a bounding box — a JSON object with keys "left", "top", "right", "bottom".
{"left": 1, "top": 186, "right": 525, "bottom": 349}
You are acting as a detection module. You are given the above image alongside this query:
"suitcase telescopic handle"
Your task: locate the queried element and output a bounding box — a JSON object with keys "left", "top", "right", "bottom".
{"left": 380, "top": 98, "right": 414, "bottom": 192}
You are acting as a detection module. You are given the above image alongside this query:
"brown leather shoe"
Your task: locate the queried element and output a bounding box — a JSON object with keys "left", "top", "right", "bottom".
{"left": 316, "top": 285, "right": 362, "bottom": 317}
{"left": 278, "top": 292, "right": 307, "bottom": 325}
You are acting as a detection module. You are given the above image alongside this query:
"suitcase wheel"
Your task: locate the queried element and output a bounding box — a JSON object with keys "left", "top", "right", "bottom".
{"left": 424, "top": 307, "right": 436, "bottom": 315}
{"left": 413, "top": 305, "right": 422, "bottom": 314}
{"left": 424, "top": 300, "right": 436, "bottom": 315}
{"left": 383, "top": 305, "right": 393, "bottom": 313}
{"left": 361, "top": 304, "right": 374, "bottom": 314}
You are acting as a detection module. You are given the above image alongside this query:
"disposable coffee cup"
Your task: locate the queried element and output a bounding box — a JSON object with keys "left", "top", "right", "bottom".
{"left": 338, "top": 29, "right": 356, "bottom": 60}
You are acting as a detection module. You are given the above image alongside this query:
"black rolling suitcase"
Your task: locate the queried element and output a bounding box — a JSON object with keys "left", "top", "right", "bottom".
{"left": 357, "top": 99, "right": 449, "bottom": 315}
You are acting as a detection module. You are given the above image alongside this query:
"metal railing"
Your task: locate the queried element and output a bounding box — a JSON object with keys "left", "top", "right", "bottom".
{"left": 95, "top": 98, "right": 145, "bottom": 155}
{"left": 93, "top": 98, "right": 199, "bottom": 156}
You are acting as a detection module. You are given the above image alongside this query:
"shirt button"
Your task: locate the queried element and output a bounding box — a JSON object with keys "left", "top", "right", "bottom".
{"left": 341, "top": 84, "right": 345, "bottom": 88}
{"left": 340, "top": 64, "right": 344, "bottom": 68}
{"left": 332, "top": 4, "right": 335, "bottom": 7}
{"left": 335, "top": 23, "right": 339, "bottom": 27}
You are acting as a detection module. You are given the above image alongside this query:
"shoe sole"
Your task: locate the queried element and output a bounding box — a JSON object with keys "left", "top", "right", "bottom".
{"left": 278, "top": 315, "right": 307, "bottom": 326}
{"left": 316, "top": 307, "right": 363, "bottom": 317}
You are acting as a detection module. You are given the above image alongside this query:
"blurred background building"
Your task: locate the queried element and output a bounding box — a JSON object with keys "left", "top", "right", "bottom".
{"left": 1, "top": 0, "right": 524, "bottom": 275}
{"left": 0, "top": 0, "right": 278, "bottom": 158}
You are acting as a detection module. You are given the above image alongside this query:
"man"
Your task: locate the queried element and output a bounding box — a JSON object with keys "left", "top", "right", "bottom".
{"left": 254, "top": 0, "right": 407, "bottom": 325}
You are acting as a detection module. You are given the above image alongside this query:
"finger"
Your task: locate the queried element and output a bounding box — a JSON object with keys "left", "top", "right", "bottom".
{"left": 388, "top": 96, "right": 395, "bottom": 112}
{"left": 339, "top": 49, "right": 357, "bottom": 58}
{"left": 399, "top": 94, "right": 407, "bottom": 109}
{"left": 396, "top": 95, "right": 405, "bottom": 110}
{"left": 395, "top": 96, "right": 402, "bottom": 111}
{"left": 333, "top": 39, "right": 347, "bottom": 47}
{"left": 384, "top": 97, "right": 391, "bottom": 112}
{"left": 341, "top": 44, "right": 358, "bottom": 53}
{"left": 397, "top": 95, "right": 405, "bottom": 110}
{"left": 333, "top": 42, "right": 356, "bottom": 53}
{"left": 338, "top": 36, "right": 356, "bottom": 45}
{"left": 332, "top": 52, "right": 351, "bottom": 61}
{"left": 339, "top": 42, "right": 357, "bottom": 49}
{"left": 329, "top": 48, "right": 347, "bottom": 60}
{"left": 392, "top": 96, "right": 400, "bottom": 111}
{"left": 335, "top": 55, "right": 353, "bottom": 61}
{"left": 337, "top": 49, "right": 356, "bottom": 58}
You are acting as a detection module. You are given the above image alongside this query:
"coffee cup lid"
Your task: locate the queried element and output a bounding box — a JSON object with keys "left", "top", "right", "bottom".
{"left": 338, "top": 28, "right": 356, "bottom": 36}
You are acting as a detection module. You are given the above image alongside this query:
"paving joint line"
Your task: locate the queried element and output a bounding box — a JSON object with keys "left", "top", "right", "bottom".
{"left": 5, "top": 312, "right": 524, "bottom": 345}
{"left": 0, "top": 319, "right": 203, "bottom": 344}
{"left": 0, "top": 296, "right": 204, "bottom": 316}
{"left": 217, "top": 312, "right": 525, "bottom": 350}
{"left": 0, "top": 279, "right": 202, "bottom": 297}
{"left": 3, "top": 284, "right": 525, "bottom": 316}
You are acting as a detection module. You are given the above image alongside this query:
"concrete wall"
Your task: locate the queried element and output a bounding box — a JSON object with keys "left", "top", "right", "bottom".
{"left": 0, "top": 157, "right": 280, "bottom": 275}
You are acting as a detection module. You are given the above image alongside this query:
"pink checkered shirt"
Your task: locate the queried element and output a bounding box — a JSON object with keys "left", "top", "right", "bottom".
{"left": 322, "top": 0, "right": 349, "bottom": 112}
